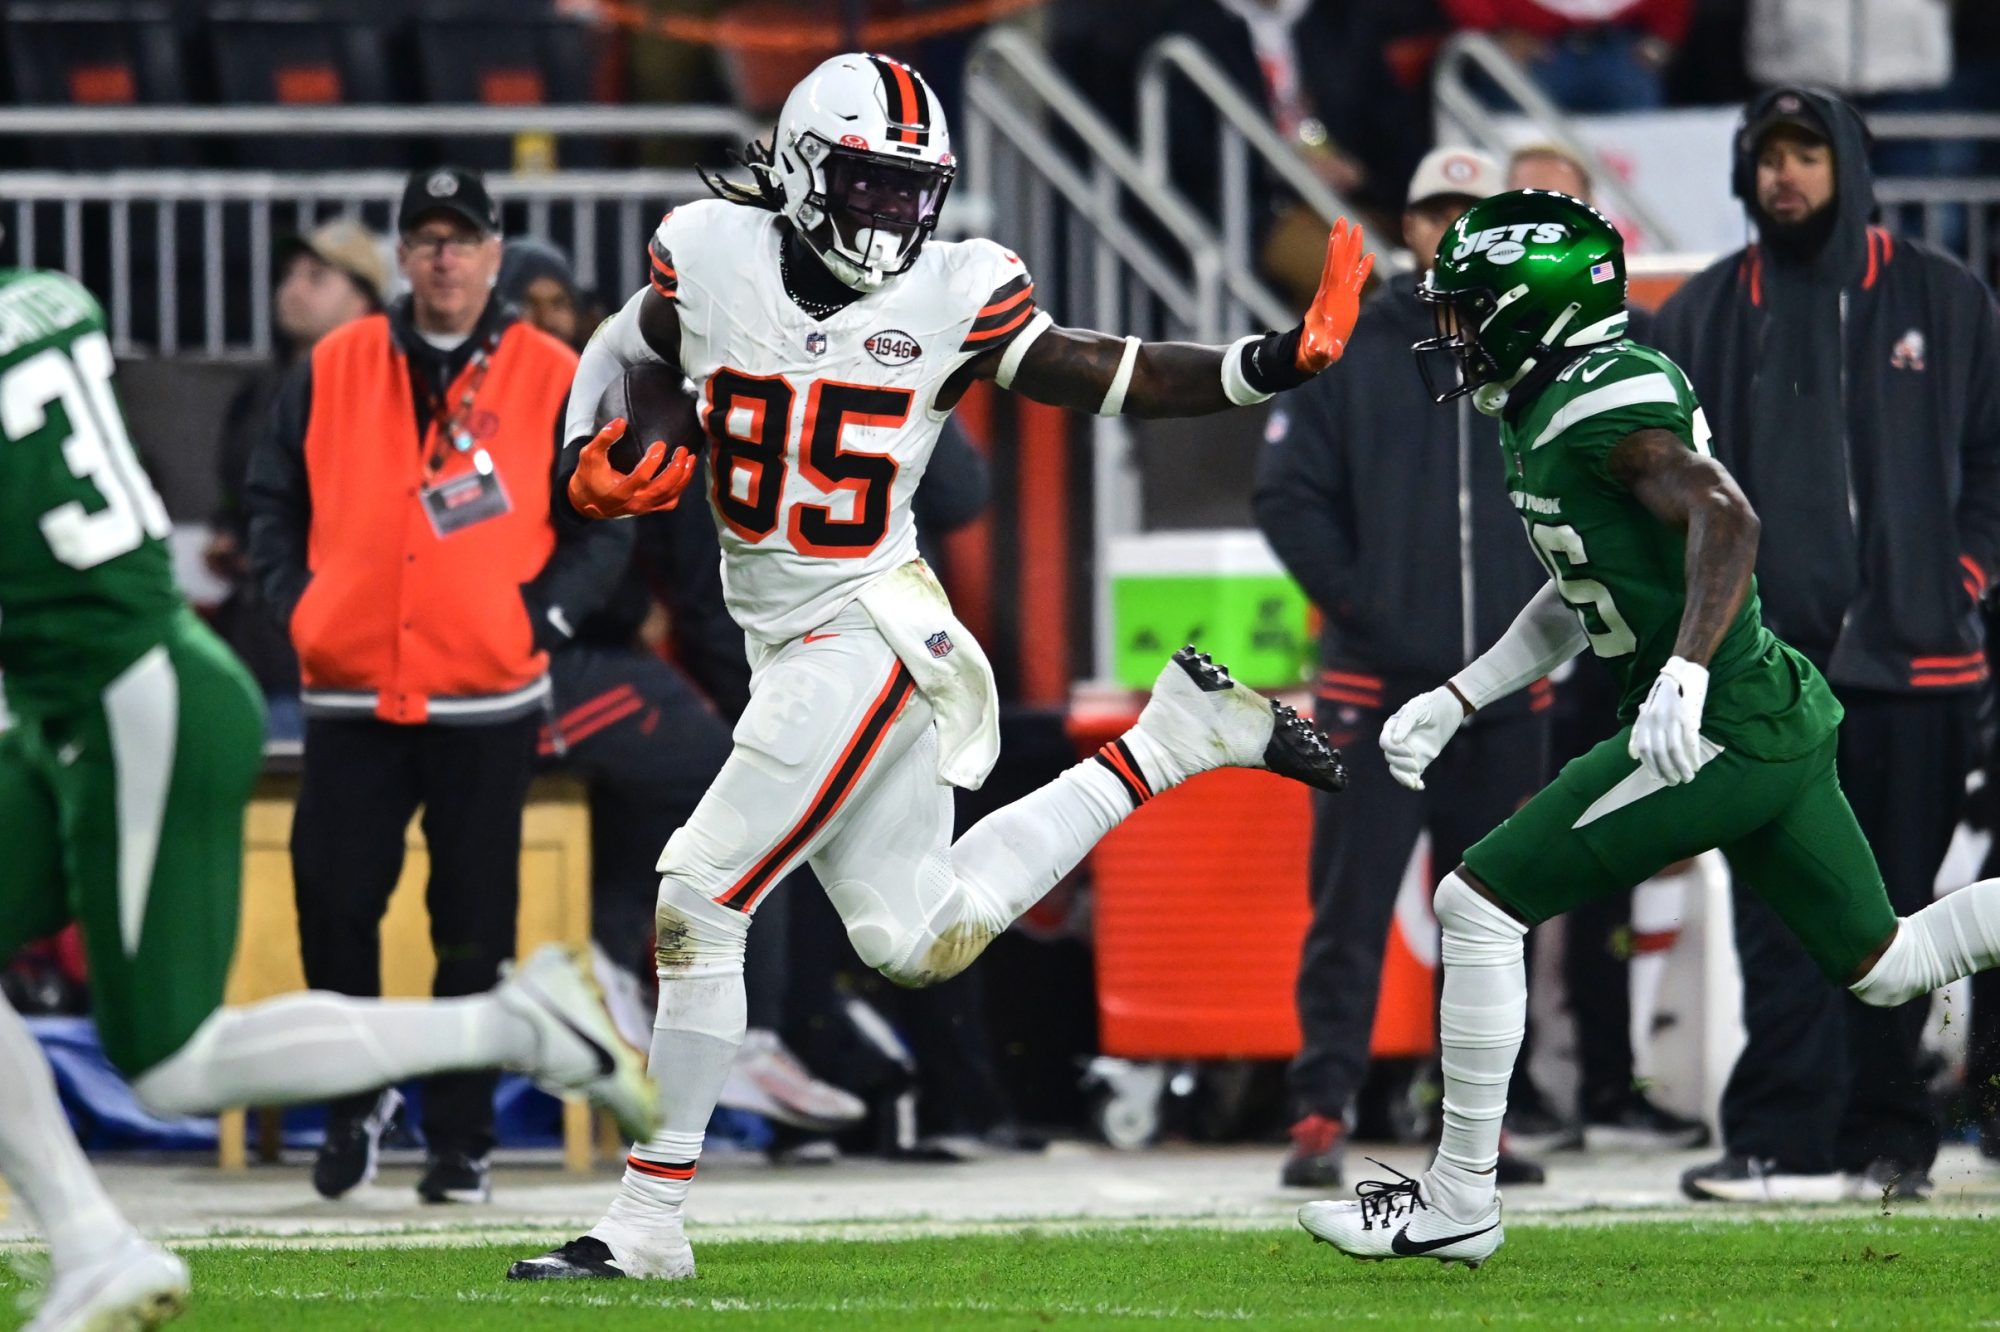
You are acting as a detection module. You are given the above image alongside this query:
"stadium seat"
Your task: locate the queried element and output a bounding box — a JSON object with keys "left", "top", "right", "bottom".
{"left": 203, "top": 3, "right": 399, "bottom": 168}
{"left": 0, "top": 2, "right": 190, "bottom": 169}
{"left": 411, "top": 13, "right": 601, "bottom": 171}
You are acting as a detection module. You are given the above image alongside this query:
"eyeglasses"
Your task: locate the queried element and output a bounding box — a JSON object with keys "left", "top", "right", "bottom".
{"left": 403, "top": 232, "right": 487, "bottom": 258}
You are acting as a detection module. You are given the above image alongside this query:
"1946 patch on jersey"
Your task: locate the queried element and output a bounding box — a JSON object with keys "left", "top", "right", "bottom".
{"left": 866, "top": 330, "right": 923, "bottom": 367}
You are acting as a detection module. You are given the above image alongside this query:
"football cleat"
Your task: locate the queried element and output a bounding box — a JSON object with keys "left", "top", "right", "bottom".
{"left": 1138, "top": 647, "right": 1347, "bottom": 794}
{"left": 507, "top": 1221, "right": 695, "bottom": 1282}
{"left": 496, "top": 945, "right": 661, "bottom": 1144}
{"left": 23, "top": 1233, "right": 189, "bottom": 1332}
{"left": 718, "top": 1029, "right": 866, "bottom": 1132}
{"left": 1298, "top": 1161, "right": 1502, "bottom": 1269}
{"left": 1280, "top": 1112, "right": 1347, "bottom": 1188}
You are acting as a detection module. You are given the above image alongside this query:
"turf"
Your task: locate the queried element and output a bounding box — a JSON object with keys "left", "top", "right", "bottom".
{"left": 7, "top": 1218, "right": 2000, "bottom": 1330}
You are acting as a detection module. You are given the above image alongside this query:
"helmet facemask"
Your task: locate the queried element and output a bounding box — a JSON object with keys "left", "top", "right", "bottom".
{"left": 1414, "top": 280, "right": 1503, "bottom": 405}
{"left": 791, "top": 134, "right": 953, "bottom": 293}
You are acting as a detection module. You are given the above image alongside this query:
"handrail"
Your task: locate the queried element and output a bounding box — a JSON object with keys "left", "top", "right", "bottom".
{"left": 0, "top": 103, "right": 762, "bottom": 139}
{"left": 1867, "top": 112, "right": 2000, "bottom": 141}
{"left": 1136, "top": 35, "right": 1361, "bottom": 270}
{"left": 1431, "top": 30, "right": 1680, "bottom": 249}
{"left": 967, "top": 27, "right": 1284, "bottom": 335}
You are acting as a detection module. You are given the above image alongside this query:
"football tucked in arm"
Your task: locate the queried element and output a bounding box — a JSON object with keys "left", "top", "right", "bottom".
{"left": 594, "top": 362, "right": 702, "bottom": 476}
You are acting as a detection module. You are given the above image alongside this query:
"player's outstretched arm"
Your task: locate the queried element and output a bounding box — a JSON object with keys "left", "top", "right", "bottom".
{"left": 964, "top": 219, "right": 1373, "bottom": 419}
{"left": 1612, "top": 427, "right": 1761, "bottom": 784}
{"left": 1379, "top": 583, "right": 1587, "bottom": 791}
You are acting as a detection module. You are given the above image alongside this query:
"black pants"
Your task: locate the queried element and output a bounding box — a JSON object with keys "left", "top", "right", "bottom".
{"left": 1288, "top": 693, "right": 1548, "bottom": 1120}
{"left": 1720, "top": 688, "right": 1977, "bottom": 1174}
{"left": 293, "top": 712, "right": 539, "bottom": 1157}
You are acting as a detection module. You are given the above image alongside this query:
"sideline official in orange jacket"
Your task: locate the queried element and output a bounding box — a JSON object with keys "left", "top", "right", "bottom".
{"left": 245, "top": 166, "right": 631, "bottom": 1206}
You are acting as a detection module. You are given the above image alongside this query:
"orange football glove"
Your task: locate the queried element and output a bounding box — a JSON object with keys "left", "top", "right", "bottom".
{"left": 567, "top": 417, "right": 699, "bottom": 520}
{"left": 1295, "top": 217, "right": 1375, "bottom": 373}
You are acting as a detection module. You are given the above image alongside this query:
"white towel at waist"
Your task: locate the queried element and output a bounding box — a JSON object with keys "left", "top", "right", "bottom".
{"left": 854, "top": 560, "right": 999, "bottom": 791}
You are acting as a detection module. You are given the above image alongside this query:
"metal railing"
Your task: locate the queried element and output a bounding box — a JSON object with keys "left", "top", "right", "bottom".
{"left": 1868, "top": 111, "right": 2000, "bottom": 275}
{"left": 0, "top": 103, "right": 762, "bottom": 357}
{"left": 1135, "top": 35, "right": 1363, "bottom": 290}
{"left": 0, "top": 103, "right": 763, "bottom": 141}
{"left": 1430, "top": 30, "right": 1680, "bottom": 249}
{"left": 1, "top": 170, "right": 712, "bottom": 358}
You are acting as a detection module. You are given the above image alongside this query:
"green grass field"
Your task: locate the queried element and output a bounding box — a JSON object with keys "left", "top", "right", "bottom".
{"left": 7, "top": 1217, "right": 2000, "bottom": 1330}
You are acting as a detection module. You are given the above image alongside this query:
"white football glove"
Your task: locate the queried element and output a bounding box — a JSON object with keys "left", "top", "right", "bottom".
{"left": 1629, "top": 656, "right": 1710, "bottom": 785}
{"left": 1379, "top": 686, "right": 1467, "bottom": 792}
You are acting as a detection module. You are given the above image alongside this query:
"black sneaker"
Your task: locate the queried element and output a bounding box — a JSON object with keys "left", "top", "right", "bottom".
{"left": 1582, "top": 1091, "right": 1712, "bottom": 1151}
{"left": 507, "top": 1235, "right": 626, "bottom": 1281}
{"left": 1849, "top": 1158, "right": 1934, "bottom": 1203}
{"left": 1504, "top": 1092, "right": 1581, "bottom": 1154}
{"left": 1280, "top": 1113, "right": 1346, "bottom": 1188}
{"left": 1680, "top": 1153, "right": 1845, "bottom": 1203}
{"left": 1496, "top": 1147, "right": 1546, "bottom": 1186}
{"left": 416, "top": 1150, "right": 492, "bottom": 1205}
{"left": 312, "top": 1088, "right": 402, "bottom": 1200}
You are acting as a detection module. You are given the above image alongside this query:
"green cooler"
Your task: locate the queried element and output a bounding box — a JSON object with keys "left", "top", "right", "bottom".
{"left": 1107, "top": 530, "right": 1311, "bottom": 690}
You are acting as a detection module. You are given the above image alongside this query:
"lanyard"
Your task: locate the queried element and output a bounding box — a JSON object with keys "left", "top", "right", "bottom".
{"left": 421, "top": 329, "right": 502, "bottom": 477}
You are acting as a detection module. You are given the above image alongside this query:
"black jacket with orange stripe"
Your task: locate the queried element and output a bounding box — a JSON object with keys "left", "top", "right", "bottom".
{"left": 246, "top": 295, "right": 633, "bottom": 724}
{"left": 1252, "top": 272, "right": 1551, "bottom": 721}
{"left": 1653, "top": 86, "right": 2000, "bottom": 695}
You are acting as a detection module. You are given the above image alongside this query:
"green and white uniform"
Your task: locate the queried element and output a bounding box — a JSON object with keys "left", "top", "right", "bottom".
{"left": 1461, "top": 340, "right": 1893, "bottom": 981}
{"left": 0, "top": 269, "right": 263, "bottom": 1074}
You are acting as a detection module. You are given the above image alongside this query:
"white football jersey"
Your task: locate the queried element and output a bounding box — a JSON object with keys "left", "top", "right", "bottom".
{"left": 650, "top": 199, "right": 1037, "bottom": 644}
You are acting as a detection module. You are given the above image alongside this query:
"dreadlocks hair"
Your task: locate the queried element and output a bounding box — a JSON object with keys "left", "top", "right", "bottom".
{"left": 699, "top": 136, "right": 785, "bottom": 212}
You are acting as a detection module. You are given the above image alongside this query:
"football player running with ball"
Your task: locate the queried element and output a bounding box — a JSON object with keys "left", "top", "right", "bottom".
{"left": 1298, "top": 189, "right": 2000, "bottom": 1267}
{"left": 509, "top": 52, "right": 1363, "bottom": 1281}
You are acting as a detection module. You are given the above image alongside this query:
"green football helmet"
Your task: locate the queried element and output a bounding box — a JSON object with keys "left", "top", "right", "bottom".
{"left": 1414, "top": 189, "right": 1628, "bottom": 413}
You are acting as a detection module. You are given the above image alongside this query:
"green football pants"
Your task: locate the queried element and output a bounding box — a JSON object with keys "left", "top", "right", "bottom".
{"left": 1463, "top": 727, "right": 1896, "bottom": 983}
{"left": 0, "top": 612, "right": 264, "bottom": 1073}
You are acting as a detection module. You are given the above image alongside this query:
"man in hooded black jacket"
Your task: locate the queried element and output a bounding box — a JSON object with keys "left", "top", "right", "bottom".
{"left": 1653, "top": 86, "right": 2000, "bottom": 1202}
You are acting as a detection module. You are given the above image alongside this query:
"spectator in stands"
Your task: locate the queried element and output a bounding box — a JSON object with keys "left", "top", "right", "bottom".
{"left": 208, "top": 219, "right": 386, "bottom": 741}
{"left": 500, "top": 238, "right": 586, "bottom": 351}
{"left": 1152, "top": 1, "right": 1434, "bottom": 303}
{"left": 245, "top": 166, "right": 632, "bottom": 1206}
{"left": 1654, "top": 89, "right": 2000, "bottom": 1203}
{"left": 1446, "top": 0, "right": 1690, "bottom": 112}
{"left": 1499, "top": 145, "right": 1711, "bottom": 1155}
{"left": 1746, "top": 0, "right": 1949, "bottom": 99}
{"left": 1254, "top": 146, "right": 1550, "bottom": 1191}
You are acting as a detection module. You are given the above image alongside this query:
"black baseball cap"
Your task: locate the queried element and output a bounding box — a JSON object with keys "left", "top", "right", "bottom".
{"left": 1743, "top": 89, "right": 1831, "bottom": 152}
{"left": 398, "top": 165, "right": 500, "bottom": 236}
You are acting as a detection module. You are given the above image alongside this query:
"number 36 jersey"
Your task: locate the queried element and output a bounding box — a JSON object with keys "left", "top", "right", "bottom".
{"left": 0, "top": 270, "right": 178, "bottom": 715}
{"left": 651, "top": 200, "right": 1039, "bottom": 644}
{"left": 1501, "top": 339, "right": 1839, "bottom": 762}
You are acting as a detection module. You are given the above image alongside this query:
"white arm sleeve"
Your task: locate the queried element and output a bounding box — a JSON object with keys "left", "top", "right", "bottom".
{"left": 562, "top": 287, "right": 668, "bottom": 447}
{"left": 1448, "top": 580, "right": 1590, "bottom": 711}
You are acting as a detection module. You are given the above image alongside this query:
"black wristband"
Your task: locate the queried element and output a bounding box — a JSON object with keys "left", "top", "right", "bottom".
{"left": 1241, "top": 325, "right": 1314, "bottom": 395}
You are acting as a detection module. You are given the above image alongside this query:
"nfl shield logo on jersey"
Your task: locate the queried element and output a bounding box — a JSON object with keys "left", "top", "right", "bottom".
{"left": 925, "top": 630, "right": 954, "bottom": 659}
{"left": 805, "top": 329, "right": 828, "bottom": 357}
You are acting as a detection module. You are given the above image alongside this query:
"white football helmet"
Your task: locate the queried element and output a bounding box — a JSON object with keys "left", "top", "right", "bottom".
{"left": 773, "top": 53, "right": 955, "bottom": 293}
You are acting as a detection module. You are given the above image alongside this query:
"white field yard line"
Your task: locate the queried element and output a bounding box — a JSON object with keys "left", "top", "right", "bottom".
{"left": 3, "top": 1208, "right": 1992, "bottom": 1253}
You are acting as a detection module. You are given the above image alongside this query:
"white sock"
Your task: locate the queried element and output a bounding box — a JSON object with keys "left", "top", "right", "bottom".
{"left": 952, "top": 755, "right": 1135, "bottom": 924}
{"left": 0, "top": 995, "right": 135, "bottom": 1276}
{"left": 1627, "top": 867, "right": 1689, "bottom": 1080}
{"left": 131, "top": 993, "right": 535, "bottom": 1116}
{"left": 599, "top": 883, "right": 747, "bottom": 1258}
{"left": 1426, "top": 872, "right": 1527, "bottom": 1222}
{"left": 1852, "top": 877, "right": 2000, "bottom": 1006}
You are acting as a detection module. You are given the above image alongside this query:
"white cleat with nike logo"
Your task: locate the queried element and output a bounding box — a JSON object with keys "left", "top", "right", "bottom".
{"left": 1297, "top": 1161, "right": 1503, "bottom": 1269}
{"left": 497, "top": 944, "right": 661, "bottom": 1143}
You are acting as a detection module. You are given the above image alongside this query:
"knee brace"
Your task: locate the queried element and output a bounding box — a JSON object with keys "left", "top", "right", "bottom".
{"left": 654, "top": 877, "right": 750, "bottom": 980}
{"left": 825, "top": 851, "right": 1011, "bottom": 989}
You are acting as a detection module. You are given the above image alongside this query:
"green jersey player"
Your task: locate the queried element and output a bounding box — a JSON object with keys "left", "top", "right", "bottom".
{"left": 1296, "top": 191, "right": 2000, "bottom": 1267}
{"left": 0, "top": 268, "right": 658, "bottom": 1332}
